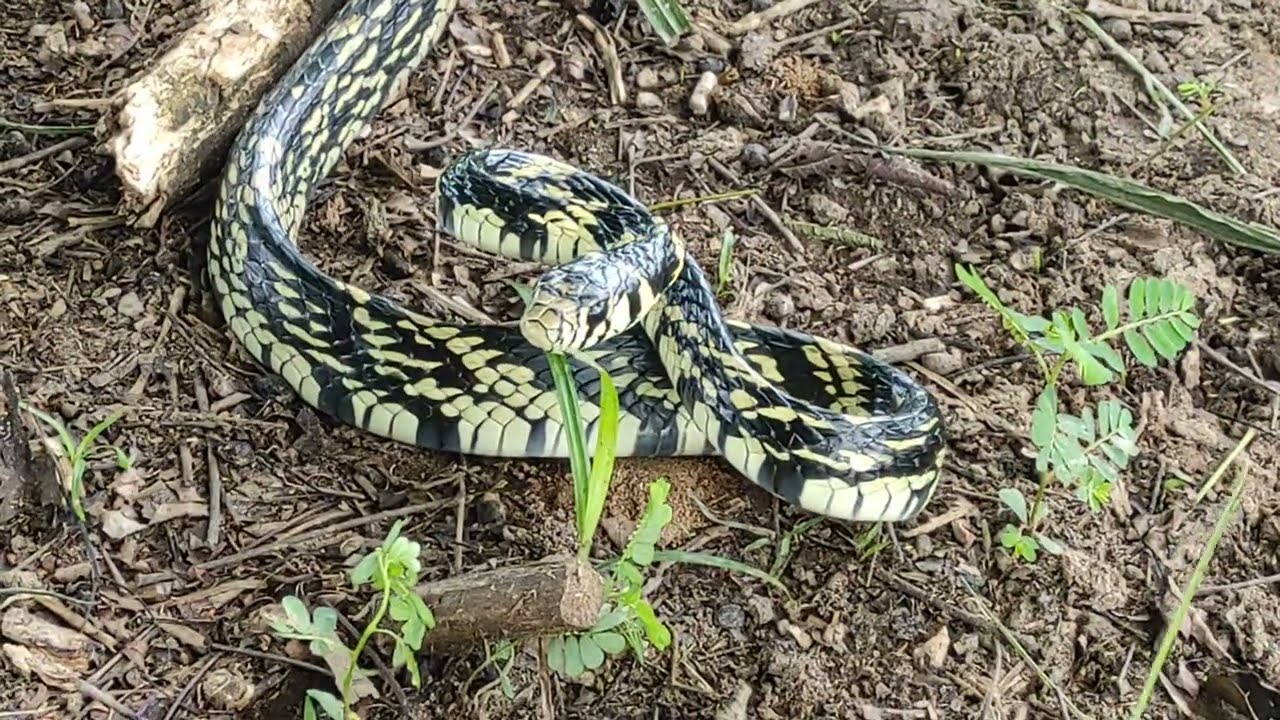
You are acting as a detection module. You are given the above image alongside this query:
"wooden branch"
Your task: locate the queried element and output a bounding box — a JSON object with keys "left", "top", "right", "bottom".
{"left": 415, "top": 555, "right": 605, "bottom": 655}
{"left": 100, "top": 0, "right": 345, "bottom": 227}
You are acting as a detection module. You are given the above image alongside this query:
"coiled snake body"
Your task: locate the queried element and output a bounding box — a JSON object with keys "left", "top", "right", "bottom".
{"left": 208, "top": 0, "right": 948, "bottom": 522}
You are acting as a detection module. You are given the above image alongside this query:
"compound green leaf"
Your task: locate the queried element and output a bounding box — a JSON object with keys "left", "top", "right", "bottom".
{"left": 563, "top": 635, "right": 585, "bottom": 677}
{"left": 1031, "top": 387, "right": 1058, "bottom": 448}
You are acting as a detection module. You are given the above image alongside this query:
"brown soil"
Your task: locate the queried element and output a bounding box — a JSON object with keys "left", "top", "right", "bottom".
{"left": 2, "top": 0, "right": 1279, "bottom": 719}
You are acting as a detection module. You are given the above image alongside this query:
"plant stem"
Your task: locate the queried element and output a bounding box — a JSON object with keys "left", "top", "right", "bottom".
{"left": 343, "top": 555, "right": 393, "bottom": 709}
{"left": 1093, "top": 309, "right": 1186, "bottom": 344}
{"left": 1027, "top": 470, "right": 1053, "bottom": 534}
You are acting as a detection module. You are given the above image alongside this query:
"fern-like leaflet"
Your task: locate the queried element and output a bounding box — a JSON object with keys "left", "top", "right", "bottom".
{"left": 1102, "top": 277, "right": 1200, "bottom": 367}
{"left": 1031, "top": 391, "right": 1139, "bottom": 511}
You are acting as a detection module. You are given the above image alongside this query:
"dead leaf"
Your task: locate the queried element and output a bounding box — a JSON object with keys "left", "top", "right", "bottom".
{"left": 156, "top": 619, "right": 207, "bottom": 650}
{"left": 1, "top": 607, "right": 96, "bottom": 658}
{"left": 149, "top": 501, "right": 208, "bottom": 524}
{"left": 101, "top": 508, "right": 147, "bottom": 539}
{"left": 1182, "top": 606, "right": 1234, "bottom": 663}
{"left": 915, "top": 625, "right": 950, "bottom": 669}
{"left": 164, "top": 579, "right": 264, "bottom": 614}
{"left": 1, "top": 644, "right": 80, "bottom": 691}
{"left": 1176, "top": 660, "right": 1200, "bottom": 696}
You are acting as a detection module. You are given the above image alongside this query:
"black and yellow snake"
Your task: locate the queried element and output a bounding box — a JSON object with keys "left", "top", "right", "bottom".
{"left": 208, "top": 0, "right": 948, "bottom": 522}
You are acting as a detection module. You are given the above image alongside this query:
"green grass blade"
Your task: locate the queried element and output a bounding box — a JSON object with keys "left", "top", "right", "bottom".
{"left": 547, "top": 353, "right": 592, "bottom": 538}
{"left": 649, "top": 549, "right": 792, "bottom": 599}
{"left": 577, "top": 365, "right": 620, "bottom": 561}
{"left": 636, "top": 0, "right": 690, "bottom": 44}
{"left": 882, "top": 147, "right": 1280, "bottom": 254}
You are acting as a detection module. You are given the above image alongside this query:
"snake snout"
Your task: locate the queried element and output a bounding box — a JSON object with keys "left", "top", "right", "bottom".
{"left": 519, "top": 297, "right": 582, "bottom": 352}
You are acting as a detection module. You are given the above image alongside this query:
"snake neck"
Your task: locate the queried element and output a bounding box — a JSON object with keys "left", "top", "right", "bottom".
{"left": 211, "top": 0, "right": 456, "bottom": 286}
{"left": 209, "top": 0, "right": 458, "bottom": 358}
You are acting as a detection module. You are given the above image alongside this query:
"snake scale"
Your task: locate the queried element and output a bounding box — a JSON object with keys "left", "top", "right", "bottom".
{"left": 207, "top": 0, "right": 948, "bottom": 523}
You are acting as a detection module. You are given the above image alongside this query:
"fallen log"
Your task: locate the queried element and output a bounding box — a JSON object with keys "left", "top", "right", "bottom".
{"left": 100, "top": 0, "right": 344, "bottom": 227}
{"left": 416, "top": 554, "right": 606, "bottom": 655}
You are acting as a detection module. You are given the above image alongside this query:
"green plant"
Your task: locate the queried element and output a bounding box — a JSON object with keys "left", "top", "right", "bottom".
{"left": 547, "top": 478, "right": 675, "bottom": 678}
{"left": 531, "top": 279, "right": 791, "bottom": 680}
{"left": 636, "top": 0, "right": 690, "bottom": 45}
{"left": 22, "top": 404, "right": 131, "bottom": 522}
{"left": 271, "top": 520, "right": 435, "bottom": 720}
{"left": 956, "top": 266, "right": 1200, "bottom": 561}
{"left": 1176, "top": 78, "right": 1222, "bottom": 113}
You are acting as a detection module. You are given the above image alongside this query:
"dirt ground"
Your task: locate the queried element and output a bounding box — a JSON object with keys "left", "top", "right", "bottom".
{"left": 2, "top": 0, "right": 1279, "bottom": 718}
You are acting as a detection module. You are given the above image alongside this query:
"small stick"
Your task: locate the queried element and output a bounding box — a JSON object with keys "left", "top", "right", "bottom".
{"left": 194, "top": 370, "right": 222, "bottom": 548}
{"left": 724, "top": 0, "right": 824, "bottom": 35}
{"left": 192, "top": 500, "right": 454, "bottom": 572}
{"left": 1084, "top": 0, "right": 1207, "bottom": 26}
{"left": 1195, "top": 340, "right": 1280, "bottom": 397}
{"left": 1064, "top": 4, "right": 1245, "bottom": 176}
{"left": 871, "top": 338, "right": 946, "bottom": 365}
{"left": 0, "top": 136, "right": 89, "bottom": 176}
{"left": 452, "top": 473, "right": 466, "bottom": 573}
{"left": 576, "top": 14, "right": 625, "bottom": 105}
{"left": 161, "top": 653, "right": 220, "bottom": 720}
{"left": 78, "top": 679, "right": 143, "bottom": 720}
{"left": 1196, "top": 571, "right": 1280, "bottom": 596}
{"left": 706, "top": 157, "right": 804, "bottom": 255}
{"left": 103, "top": 0, "right": 348, "bottom": 225}
{"left": 501, "top": 58, "right": 556, "bottom": 125}
{"left": 416, "top": 555, "right": 605, "bottom": 655}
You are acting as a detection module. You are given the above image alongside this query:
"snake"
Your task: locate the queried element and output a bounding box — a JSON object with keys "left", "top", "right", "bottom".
{"left": 207, "top": 0, "right": 949, "bottom": 523}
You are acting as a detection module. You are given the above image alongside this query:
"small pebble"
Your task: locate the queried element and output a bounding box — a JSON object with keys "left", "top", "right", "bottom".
{"left": 476, "top": 491, "right": 507, "bottom": 525}
{"left": 117, "top": 292, "right": 144, "bottom": 318}
{"left": 202, "top": 668, "right": 255, "bottom": 712}
{"left": 1100, "top": 17, "right": 1132, "bottom": 41}
{"left": 776, "top": 619, "right": 813, "bottom": 650}
{"left": 915, "top": 625, "right": 951, "bottom": 669}
{"left": 688, "top": 71, "right": 718, "bottom": 116}
{"left": 914, "top": 534, "right": 934, "bottom": 556}
{"left": 921, "top": 350, "right": 962, "bottom": 375}
{"left": 740, "top": 143, "right": 769, "bottom": 169}
{"left": 217, "top": 440, "right": 255, "bottom": 467}
{"left": 777, "top": 94, "right": 798, "bottom": 123}
{"left": 747, "top": 595, "right": 776, "bottom": 625}
{"left": 716, "top": 603, "right": 745, "bottom": 630}
{"left": 763, "top": 293, "right": 795, "bottom": 320}
{"left": 806, "top": 193, "right": 848, "bottom": 225}
{"left": 71, "top": 1, "right": 94, "bottom": 30}
{"left": 830, "top": 80, "right": 862, "bottom": 117}
{"left": 635, "top": 91, "right": 664, "bottom": 113}
{"left": 696, "top": 56, "right": 725, "bottom": 74}
{"left": 635, "top": 67, "right": 660, "bottom": 89}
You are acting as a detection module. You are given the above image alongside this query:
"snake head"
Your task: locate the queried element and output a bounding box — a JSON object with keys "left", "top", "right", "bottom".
{"left": 519, "top": 228, "right": 684, "bottom": 353}
{"left": 519, "top": 252, "right": 639, "bottom": 352}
